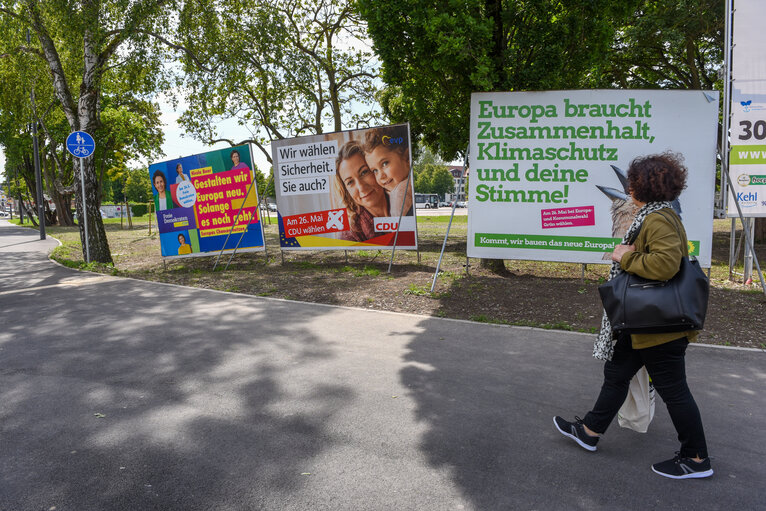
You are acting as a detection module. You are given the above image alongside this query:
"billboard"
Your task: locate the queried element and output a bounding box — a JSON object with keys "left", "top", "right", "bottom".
{"left": 148, "top": 144, "right": 265, "bottom": 258}
{"left": 467, "top": 90, "right": 719, "bottom": 266}
{"left": 270, "top": 124, "right": 417, "bottom": 250}
{"left": 728, "top": 0, "right": 766, "bottom": 217}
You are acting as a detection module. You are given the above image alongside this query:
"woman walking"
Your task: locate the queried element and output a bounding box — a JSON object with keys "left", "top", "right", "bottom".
{"left": 554, "top": 152, "right": 712, "bottom": 479}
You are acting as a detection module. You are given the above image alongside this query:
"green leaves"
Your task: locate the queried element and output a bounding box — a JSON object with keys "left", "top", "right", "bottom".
{"left": 176, "top": 0, "right": 382, "bottom": 163}
{"left": 358, "top": 0, "right": 644, "bottom": 159}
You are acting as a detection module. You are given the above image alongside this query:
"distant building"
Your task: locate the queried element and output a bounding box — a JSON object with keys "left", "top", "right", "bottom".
{"left": 446, "top": 165, "right": 467, "bottom": 201}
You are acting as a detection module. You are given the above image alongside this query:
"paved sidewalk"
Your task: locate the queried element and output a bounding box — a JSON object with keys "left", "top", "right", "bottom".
{"left": 1, "top": 219, "right": 764, "bottom": 510}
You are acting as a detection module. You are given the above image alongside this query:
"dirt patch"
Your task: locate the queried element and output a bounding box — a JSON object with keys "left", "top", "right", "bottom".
{"left": 49, "top": 216, "right": 766, "bottom": 350}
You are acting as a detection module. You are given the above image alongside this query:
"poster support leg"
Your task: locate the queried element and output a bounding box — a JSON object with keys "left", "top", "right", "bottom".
{"left": 345, "top": 250, "right": 349, "bottom": 264}
{"left": 581, "top": 264, "right": 586, "bottom": 286}
{"left": 430, "top": 146, "right": 469, "bottom": 292}
{"left": 80, "top": 158, "right": 90, "bottom": 264}
{"left": 280, "top": 250, "right": 285, "bottom": 265}
{"left": 723, "top": 169, "right": 766, "bottom": 294}
{"left": 225, "top": 181, "right": 260, "bottom": 271}
{"left": 744, "top": 218, "right": 754, "bottom": 283}
{"left": 213, "top": 176, "right": 257, "bottom": 271}
{"left": 417, "top": 248, "right": 421, "bottom": 264}
{"left": 387, "top": 158, "right": 414, "bottom": 274}
{"left": 728, "top": 218, "right": 736, "bottom": 280}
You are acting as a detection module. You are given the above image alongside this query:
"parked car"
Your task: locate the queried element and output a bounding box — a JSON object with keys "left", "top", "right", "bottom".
{"left": 455, "top": 201, "right": 467, "bottom": 208}
{"left": 438, "top": 201, "right": 450, "bottom": 208}
{"left": 268, "top": 203, "right": 278, "bottom": 212}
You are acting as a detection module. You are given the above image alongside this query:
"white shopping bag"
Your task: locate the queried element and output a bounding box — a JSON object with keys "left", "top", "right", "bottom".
{"left": 617, "top": 366, "right": 656, "bottom": 433}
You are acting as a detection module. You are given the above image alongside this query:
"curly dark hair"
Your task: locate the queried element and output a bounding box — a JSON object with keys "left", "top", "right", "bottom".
{"left": 627, "top": 152, "right": 687, "bottom": 203}
{"left": 152, "top": 170, "right": 167, "bottom": 189}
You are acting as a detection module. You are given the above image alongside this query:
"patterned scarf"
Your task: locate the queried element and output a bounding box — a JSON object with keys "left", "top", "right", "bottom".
{"left": 593, "top": 201, "right": 672, "bottom": 361}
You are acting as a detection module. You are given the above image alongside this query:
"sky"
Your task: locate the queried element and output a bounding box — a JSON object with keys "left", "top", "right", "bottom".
{"left": 0, "top": 94, "right": 271, "bottom": 180}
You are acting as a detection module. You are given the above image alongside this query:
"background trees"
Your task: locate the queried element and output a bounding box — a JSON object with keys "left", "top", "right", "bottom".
{"left": 1, "top": 0, "right": 735, "bottom": 257}
{"left": 175, "top": 0, "right": 381, "bottom": 164}
{"left": 0, "top": 0, "right": 175, "bottom": 262}
{"left": 358, "top": 0, "right": 639, "bottom": 161}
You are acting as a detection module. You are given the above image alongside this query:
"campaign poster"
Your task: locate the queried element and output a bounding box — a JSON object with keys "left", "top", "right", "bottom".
{"left": 728, "top": 0, "right": 766, "bottom": 217}
{"left": 270, "top": 124, "right": 417, "bottom": 250}
{"left": 148, "top": 144, "right": 265, "bottom": 258}
{"left": 468, "top": 90, "right": 719, "bottom": 266}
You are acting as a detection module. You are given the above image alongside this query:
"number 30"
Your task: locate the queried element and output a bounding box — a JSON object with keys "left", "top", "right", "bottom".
{"left": 739, "top": 120, "right": 766, "bottom": 140}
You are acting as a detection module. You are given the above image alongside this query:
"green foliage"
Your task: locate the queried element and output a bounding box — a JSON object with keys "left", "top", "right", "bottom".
{"left": 176, "top": 0, "right": 381, "bottom": 163}
{"left": 592, "top": 0, "right": 723, "bottom": 90}
{"left": 131, "top": 203, "right": 149, "bottom": 217}
{"left": 412, "top": 146, "right": 454, "bottom": 196}
{"left": 359, "top": 0, "right": 638, "bottom": 160}
{"left": 404, "top": 283, "right": 431, "bottom": 296}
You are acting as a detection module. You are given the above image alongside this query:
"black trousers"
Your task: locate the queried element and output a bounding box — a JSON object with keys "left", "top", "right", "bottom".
{"left": 583, "top": 334, "right": 708, "bottom": 459}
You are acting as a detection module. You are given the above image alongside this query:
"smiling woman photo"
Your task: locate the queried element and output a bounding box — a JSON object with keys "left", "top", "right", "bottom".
{"left": 334, "top": 140, "right": 389, "bottom": 242}
{"left": 152, "top": 170, "right": 174, "bottom": 211}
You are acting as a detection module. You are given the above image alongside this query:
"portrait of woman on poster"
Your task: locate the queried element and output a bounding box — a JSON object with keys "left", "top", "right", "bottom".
{"left": 177, "top": 233, "right": 192, "bottom": 255}
{"left": 152, "top": 170, "right": 174, "bottom": 211}
{"left": 335, "top": 140, "right": 390, "bottom": 242}
{"left": 230, "top": 150, "right": 250, "bottom": 171}
{"left": 175, "top": 163, "right": 189, "bottom": 184}
{"left": 363, "top": 126, "right": 413, "bottom": 217}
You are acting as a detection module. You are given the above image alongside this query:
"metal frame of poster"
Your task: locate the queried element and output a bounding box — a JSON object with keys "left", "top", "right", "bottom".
{"left": 270, "top": 124, "right": 418, "bottom": 251}
{"left": 148, "top": 144, "right": 265, "bottom": 259}
{"left": 467, "top": 90, "right": 719, "bottom": 267}
{"left": 727, "top": 0, "right": 766, "bottom": 217}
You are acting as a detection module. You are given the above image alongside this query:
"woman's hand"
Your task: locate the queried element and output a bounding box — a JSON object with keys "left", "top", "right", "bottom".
{"left": 611, "top": 244, "right": 635, "bottom": 263}
{"left": 388, "top": 180, "right": 412, "bottom": 216}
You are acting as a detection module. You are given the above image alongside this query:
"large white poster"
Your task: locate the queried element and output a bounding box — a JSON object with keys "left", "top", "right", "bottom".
{"left": 467, "top": 90, "right": 719, "bottom": 266}
{"left": 728, "top": 0, "right": 766, "bottom": 217}
{"left": 271, "top": 124, "right": 417, "bottom": 250}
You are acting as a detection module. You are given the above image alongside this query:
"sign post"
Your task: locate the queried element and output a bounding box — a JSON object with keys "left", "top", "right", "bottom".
{"left": 66, "top": 131, "right": 96, "bottom": 263}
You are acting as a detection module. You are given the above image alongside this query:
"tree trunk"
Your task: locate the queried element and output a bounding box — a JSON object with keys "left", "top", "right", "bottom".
{"left": 126, "top": 200, "right": 133, "bottom": 229}
{"left": 755, "top": 217, "right": 766, "bottom": 243}
{"left": 74, "top": 157, "right": 112, "bottom": 263}
{"left": 43, "top": 152, "right": 74, "bottom": 226}
{"left": 480, "top": 258, "right": 507, "bottom": 274}
{"left": 73, "top": 24, "right": 112, "bottom": 263}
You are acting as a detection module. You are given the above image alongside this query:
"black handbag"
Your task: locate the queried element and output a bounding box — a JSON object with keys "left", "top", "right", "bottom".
{"left": 598, "top": 210, "right": 709, "bottom": 335}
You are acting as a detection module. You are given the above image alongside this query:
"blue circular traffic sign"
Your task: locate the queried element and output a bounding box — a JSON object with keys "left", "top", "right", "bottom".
{"left": 66, "top": 131, "right": 96, "bottom": 158}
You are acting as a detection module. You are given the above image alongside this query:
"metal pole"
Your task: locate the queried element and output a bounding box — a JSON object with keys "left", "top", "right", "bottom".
{"left": 729, "top": 218, "right": 736, "bottom": 279}
{"left": 27, "top": 29, "right": 44, "bottom": 238}
{"left": 80, "top": 158, "right": 90, "bottom": 263}
{"left": 721, "top": 0, "right": 734, "bottom": 217}
{"left": 744, "top": 218, "right": 754, "bottom": 283}
{"left": 31, "top": 128, "right": 45, "bottom": 239}
{"left": 431, "top": 146, "right": 469, "bottom": 292}
{"left": 15, "top": 167, "right": 23, "bottom": 224}
{"left": 213, "top": 175, "right": 256, "bottom": 271}
{"left": 387, "top": 166, "right": 413, "bottom": 273}
{"left": 723, "top": 169, "right": 766, "bottom": 294}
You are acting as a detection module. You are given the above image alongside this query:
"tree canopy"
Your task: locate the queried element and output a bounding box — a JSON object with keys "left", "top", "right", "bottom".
{"left": 175, "top": 0, "right": 381, "bottom": 163}
{"left": 358, "top": 0, "right": 639, "bottom": 160}
{"left": 0, "top": 0, "right": 178, "bottom": 261}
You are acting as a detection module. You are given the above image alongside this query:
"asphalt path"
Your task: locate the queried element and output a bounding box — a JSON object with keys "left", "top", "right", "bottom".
{"left": 1, "top": 219, "right": 764, "bottom": 510}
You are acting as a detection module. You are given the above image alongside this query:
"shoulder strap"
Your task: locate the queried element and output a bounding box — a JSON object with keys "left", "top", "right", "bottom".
{"left": 655, "top": 209, "right": 689, "bottom": 257}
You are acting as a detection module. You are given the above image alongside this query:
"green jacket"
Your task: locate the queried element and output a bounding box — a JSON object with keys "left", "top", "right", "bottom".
{"left": 620, "top": 208, "right": 699, "bottom": 349}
